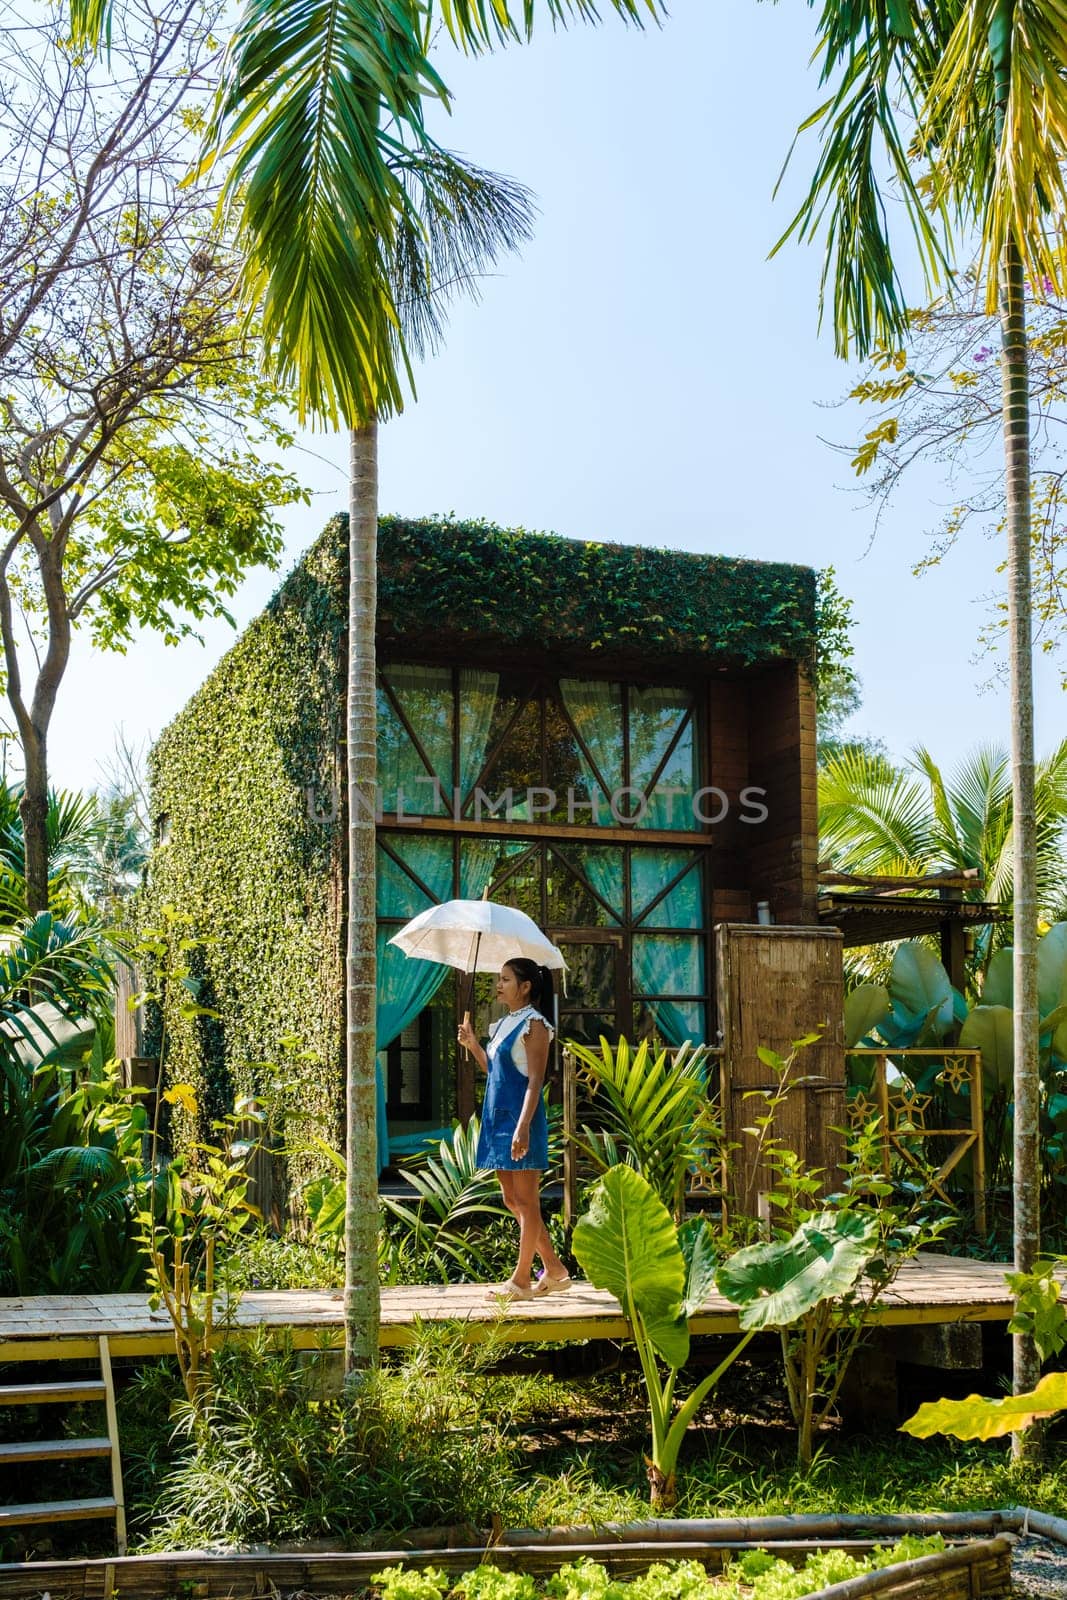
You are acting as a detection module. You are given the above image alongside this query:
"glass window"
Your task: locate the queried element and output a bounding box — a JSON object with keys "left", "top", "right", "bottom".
{"left": 377, "top": 684, "right": 431, "bottom": 814}
{"left": 632, "top": 932, "right": 704, "bottom": 998}
{"left": 487, "top": 841, "right": 542, "bottom": 925}
{"left": 543, "top": 694, "right": 589, "bottom": 824}
{"left": 629, "top": 686, "right": 697, "bottom": 830}
{"left": 559, "top": 1011, "right": 621, "bottom": 1048}
{"left": 377, "top": 836, "right": 453, "bottom": 917}
{"left": 548, "top": 845, "right": 622, "bottom": 927}
{"left": 559, "top": 679, "right": 623, "bottom": 801}
{"left": 631, "top": 851, "right": 702, "bottom": 928}
{"left": 458, "top": 669, "right": 501, "bottom": 805}
{"left": 384, "top": 665, "right": 453, "bottom": 809}
{"left": 633, "top": 998, "right": 706, "bottom": 1050}
{"left": 471, "top": 695, "right": 541, "bottom": 807}
{"left": 555, "top": 939, "right": 619, "bottom": 1011}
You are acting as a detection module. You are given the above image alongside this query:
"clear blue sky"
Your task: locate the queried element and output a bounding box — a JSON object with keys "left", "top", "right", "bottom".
{"left": 53, "top": 0, "right": 1064, "bottom": 792}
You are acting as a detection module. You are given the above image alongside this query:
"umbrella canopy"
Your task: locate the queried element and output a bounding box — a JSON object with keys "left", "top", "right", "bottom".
{"left": 388, "top": 898, "right": 567, "bottom": 975}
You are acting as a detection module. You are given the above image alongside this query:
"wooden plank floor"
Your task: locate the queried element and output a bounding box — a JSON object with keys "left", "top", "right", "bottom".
{"left": 0, "top": 1254, "right": 1017, "bottom": 1363}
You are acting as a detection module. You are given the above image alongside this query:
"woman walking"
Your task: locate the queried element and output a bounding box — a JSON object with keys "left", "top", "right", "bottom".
{"left": 458, "top": 957, "right": 571, "bottom": 1300}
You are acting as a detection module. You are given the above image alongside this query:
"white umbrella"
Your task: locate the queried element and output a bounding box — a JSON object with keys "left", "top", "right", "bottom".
{"left": 387, "top": 898, "right": 567, "bottom": 1036}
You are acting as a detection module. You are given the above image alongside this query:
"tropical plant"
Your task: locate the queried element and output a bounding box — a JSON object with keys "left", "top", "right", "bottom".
{"left": 128, "top": 905, "right": 268, "bottom": 1407}
{"left": 567, "top": 1036, "right": 715, "bottom": 1221}
{"left": 902, "top": 1256, "right": 1067, "bottom": 1442}
{"left": 728, "top": 1039, "right": 943, "bottom": 1467}
{"left": 845, "top": 928, "right": 1067, "bottom": 1199}
{"left": 0, "top": 912, "right": 134, "bottom": 1293}
{"left": 131, "top": 1321, "right": 540, "bottom": 1547}
{"left": 0, "top": 783, "right": 115, "bottom": 925}
{"left": 571, "top": 1163, "right": 888, "bottom": 1500}
{"left": 780, "top": 0, "right": 1067, "bottom": 1413}
{"left": 572, "top": 1164, "right": 754, "bottom": 1507}
{"left": 821, "top": 742, "right": 1067, "bottom": 982}
{"left": 307, "top": 1112, "right": 564, "bottom": 1283}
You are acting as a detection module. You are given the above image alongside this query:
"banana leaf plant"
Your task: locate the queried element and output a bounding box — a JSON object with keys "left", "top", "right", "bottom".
{"left": 571, "top": 1165, "right": 879, "bottom": 1502}
{"left": 845, "top": 927, "right": 1067, "bottom": 1190}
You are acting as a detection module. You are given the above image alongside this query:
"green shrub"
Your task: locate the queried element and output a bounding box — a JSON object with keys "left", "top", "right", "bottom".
{"left": 132, "top": 1321, "right": 550, "bottom": 1547}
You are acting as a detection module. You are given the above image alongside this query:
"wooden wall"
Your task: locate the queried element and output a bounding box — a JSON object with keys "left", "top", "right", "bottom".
{"left": 715, "top": 924, "right": 846, "bottom": 1213}
{"left": 706, "top": 658, "right": 818, "bottom": 933}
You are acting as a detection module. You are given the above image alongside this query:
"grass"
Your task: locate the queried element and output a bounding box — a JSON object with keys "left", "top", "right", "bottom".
{"left": 6, "top": 1329, "right": 1067, "bottom": 1564}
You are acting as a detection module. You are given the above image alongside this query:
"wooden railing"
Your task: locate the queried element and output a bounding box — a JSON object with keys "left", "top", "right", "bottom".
{"left": 847, "top": 1048, "right": 986, "bottom": 1233}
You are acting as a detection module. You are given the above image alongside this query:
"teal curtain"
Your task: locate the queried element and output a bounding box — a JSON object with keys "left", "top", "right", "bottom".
{"left": 628, "top": 686, "right": 695, "bottom": 830}
{"left": 374, "top": 836, "right": 453, "bottom": 1170}
{"left": 631, "top": 850, "right": 702, "bottom": 928}
{"left": 560, "top": 678, "right": 622, "bottom": 818}
{"left": 373, "top": 672, "right": 500, "bottom": 1168}
{"left": 378, "top": 665, "right": 452, "bottom": 814}
{"left": 632, "top": 933, "right": 705, "bottom": 1048}
{"left": 566, "top": 843, "right": 625, "bottom": 921}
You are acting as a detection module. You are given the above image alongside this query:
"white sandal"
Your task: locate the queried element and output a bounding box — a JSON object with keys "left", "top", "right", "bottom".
{"left": 486, "top": 1278, "right": 536, "bottom": 1302}
{"left": 533, "top": 1273, "right": 573, "bottom": 1296}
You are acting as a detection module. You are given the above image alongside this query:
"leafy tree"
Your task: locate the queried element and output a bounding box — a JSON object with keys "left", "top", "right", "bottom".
{"left": 0, "top": 0, "right": 307, "bottom": 915}
{"left": 844, "top": 280, "right": 1067, "bottom": 688}
{"left": 814, "top": 568, "right": 864, "bottom": 753}
{"left": 779, "top": 0, "right": 1067, "bottom": 1415}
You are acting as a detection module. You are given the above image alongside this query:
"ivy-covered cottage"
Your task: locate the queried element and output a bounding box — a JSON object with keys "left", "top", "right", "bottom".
{"left": 146, "top": 517, "right": 829, "bottom": 1181}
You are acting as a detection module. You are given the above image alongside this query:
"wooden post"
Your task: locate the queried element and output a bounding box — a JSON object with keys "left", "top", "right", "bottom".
{"left": 562, "top": 1047, "right": 577, "bottom": 1233}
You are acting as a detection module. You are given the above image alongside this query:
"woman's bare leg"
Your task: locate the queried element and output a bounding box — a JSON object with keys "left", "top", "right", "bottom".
{"left": 510, "top": 1169, "right": 566, "bottom": 1282}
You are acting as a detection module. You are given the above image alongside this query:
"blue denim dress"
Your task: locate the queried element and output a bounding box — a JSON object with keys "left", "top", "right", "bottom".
{"left": 475, "top": 1008, "right": 551, "bottom": 1172}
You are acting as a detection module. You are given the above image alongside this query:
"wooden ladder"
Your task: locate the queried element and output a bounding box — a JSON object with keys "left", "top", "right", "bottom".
{"left": 0, "top": 1333, "right": 126, "bottom": 1553}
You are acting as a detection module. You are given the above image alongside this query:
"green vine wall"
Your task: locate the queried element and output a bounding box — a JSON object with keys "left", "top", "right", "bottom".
{"left": 146, "top": 515, "right": 820, "bottom": 1193}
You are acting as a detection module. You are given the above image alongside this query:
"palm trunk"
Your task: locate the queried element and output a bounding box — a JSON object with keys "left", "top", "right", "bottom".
{"left": 999, "top": 236, "right": 1041, "bottom": 1445}
{"left": 343, "top": 417, "right": 381, "bottom": 1380}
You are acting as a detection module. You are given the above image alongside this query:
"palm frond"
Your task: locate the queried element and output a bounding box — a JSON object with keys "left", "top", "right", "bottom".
{"left": 0, "top": 915, "right": 113, "bottom": 1042}
{"left": 391, "top": 149, "right": 536, "bottom": 356}
{"left": 925, "top": 0, "right": 1067, "bottom": 305}
{"left": 911, "top": 743, "right": 966, "bottom": 864}
{"left": 774, "top": 0, "right": 956, "bottom": 357}
{"left": 67, "top": 0, "right": 112, "bottom": 47}
{"left": 437, "top": 0, "right": 663, "bottom": 52}
{"left": 25, "top": 1145, "right": 128, "bottom": 1193}
{"left": 819, "top": 747, "right": 935, "bottom": 871}
{"left": 203, "top": 0, "right": 448, "bottom": 425}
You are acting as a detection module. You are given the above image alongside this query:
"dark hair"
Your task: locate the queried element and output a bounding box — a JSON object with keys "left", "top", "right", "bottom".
{"left": 503, "top": 958, "right": 556, "bottom": 1018}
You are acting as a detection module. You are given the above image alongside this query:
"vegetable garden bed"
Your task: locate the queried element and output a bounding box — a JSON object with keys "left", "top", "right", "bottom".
{"left": 0, "top": 1510, "right": 1047, "bottom": 1600}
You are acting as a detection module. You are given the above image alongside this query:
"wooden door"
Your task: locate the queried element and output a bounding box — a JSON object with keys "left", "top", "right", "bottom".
{"left": 715, "top": 924, "right": 846, "bottom": 1217}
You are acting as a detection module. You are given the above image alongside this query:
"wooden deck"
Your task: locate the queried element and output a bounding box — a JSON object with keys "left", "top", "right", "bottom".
{"left": 0, "top": 1254, "right": 1017, "bottom": 1364}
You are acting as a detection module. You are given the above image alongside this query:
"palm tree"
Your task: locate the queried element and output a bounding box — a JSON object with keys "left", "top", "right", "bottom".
{"left": 152, "top": 0, "right": 653, "bottom": 1380}
{"left": 779, "top": 0, "right": 1067, "bottom": 1416}
{"left": 819, "top": 741, "right": 1067, "bottom": 985}
{"left": 67, "top": 0, "right": 662, "bottom": 1381}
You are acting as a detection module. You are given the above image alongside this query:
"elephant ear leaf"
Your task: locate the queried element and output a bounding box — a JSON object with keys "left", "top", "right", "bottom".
{"left": 901, "top": 1371, "right": 1067, "bottom": 1440}
{"left": 678, "top": 1215, "right": 720, "bottom": 1319}
{"left": 844, "top": 983, "right": 891, "bottom": 1047}
{"left": 572, "top": 1164, "right": 688, "bottom": 1368}
{"left": 1037, "top": 923, "right": 1067, "bottom": 1019}
{"left": 982, "top": 948, "right": 1013, "bottom": 1009}
{"left": 715, "top": 1210, "right": 878, "bottom": 1332}
{"left": 889, "top": 944, "right": 952, "bottom": 1037}
{"left": 959, "top": 1005, "right": 1013, "bottom": 1095}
